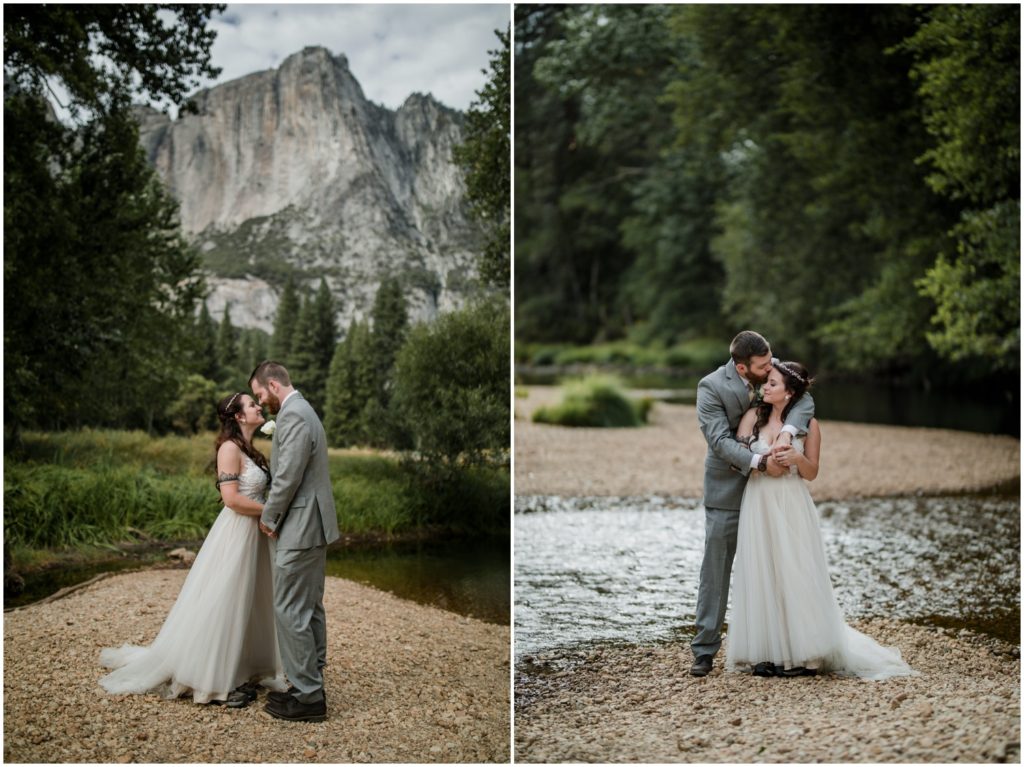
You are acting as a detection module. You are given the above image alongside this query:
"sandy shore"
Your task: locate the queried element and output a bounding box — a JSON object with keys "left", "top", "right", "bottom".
{"left": 3, "top": 571, "right": 509, "bottom": 763}
{"left": 515, "top": 387, "right": 1020, "bottom": 499}
{"left": 515, "top": 619, "right": 1020, "bottom": 763}
{"left": 514, "top": 387, "right": 1020, "bottom": 763}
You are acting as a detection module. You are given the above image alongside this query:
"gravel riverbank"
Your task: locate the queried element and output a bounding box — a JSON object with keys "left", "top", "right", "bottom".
{"left": 515, "top": 619, "right": 1020, "bottom": 763}
{"left": 4, "top": 571, "right": 510, "bottom": 763}
{"left": 515, "top": 387, "right": 1020, "bottom": 499}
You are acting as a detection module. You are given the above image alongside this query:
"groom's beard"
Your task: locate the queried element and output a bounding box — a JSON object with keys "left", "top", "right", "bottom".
{"left": 264, "top": 392, "right": 281, "bottom": 415}
{"left": 747, "top": 370, "right": 770, "bottom": 386}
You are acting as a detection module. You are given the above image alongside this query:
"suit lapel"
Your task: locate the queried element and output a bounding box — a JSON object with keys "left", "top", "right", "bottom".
{"left": 725, "top": 360, "right": 750, "bottom": 415}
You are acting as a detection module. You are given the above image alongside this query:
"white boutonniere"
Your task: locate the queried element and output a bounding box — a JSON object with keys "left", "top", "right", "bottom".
{"left": 260, "top": 420, "right": 276, "bottom": 437}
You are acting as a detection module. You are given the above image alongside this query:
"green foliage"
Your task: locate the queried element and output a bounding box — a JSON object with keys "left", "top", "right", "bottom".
{"left": 517, "top": 338, "right": 723, "bottom": 372}
{"left": 392, "top": 297, "right": 510, "bottom": 467}
{"left": 165, "top": 375, "right": 220, "bottom": 434}
{"left": 515, "top": 4, "right": 1020, "bottom": 383}
{"left": 324, "top": 321, "right": 376, "bottom": 447}
{"left": 4, "top": 430, "right": 508, "bottom": 548}
{"left": 454, "top": 26, "right": 510, "bottom": 288}
{"left": 270, "top": 274, "right": 300, "bottom": 360}
{"left": 290, "top": 280, "right": 338, "bottom": 414}
{"left": 533, "top": 376, "right": 650, "bottom": 428}
{"left": 3, "top": 5, "right": 222, "bottom": 437}
{"left": 216, "top": 304, "right": 239, "bottom": 376}
{"left": 191, "top": 302, "right": 219, "bottom": 380}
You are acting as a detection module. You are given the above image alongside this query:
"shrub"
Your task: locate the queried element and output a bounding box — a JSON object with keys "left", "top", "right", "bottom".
{"left": 533, "top": 375, "right": 650, "bottom": 427}
{"left": 392, "top": 296, "right": 510, "bottom": 467}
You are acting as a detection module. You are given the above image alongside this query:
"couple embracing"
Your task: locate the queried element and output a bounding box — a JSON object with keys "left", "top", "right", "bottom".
{"left": 691, "top": 331, "right": 916, "bottom": 681}
{"left": 100, "top": 362, "right": 339, "bottom": 723}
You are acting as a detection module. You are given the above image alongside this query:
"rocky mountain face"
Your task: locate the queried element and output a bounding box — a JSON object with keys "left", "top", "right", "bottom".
{"left": 135, "top": 46, "right": 482, "bottom": 333}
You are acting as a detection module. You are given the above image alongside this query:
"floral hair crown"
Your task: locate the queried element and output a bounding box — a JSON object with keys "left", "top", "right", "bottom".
{"left": 223, "top": 392, "right": 243, "bottom": 414}
{"left": 771, "top": 357, "right": 808, "bottom": 386}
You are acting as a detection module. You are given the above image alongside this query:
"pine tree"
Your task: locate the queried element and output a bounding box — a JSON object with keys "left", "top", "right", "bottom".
{"left": 270, "top": 274, "right": 300, "bottom": 361}
{"left": 366, "top": 277, "right": 410, "bottom": 446}
{"left": 216, "top": 304, "right": 238, "bottom": 380}
{"left": 324, "top": 321, "right": 375, "bottom": 446}
{"left": 194, "top": 301, "right": 219, "bottom": 380}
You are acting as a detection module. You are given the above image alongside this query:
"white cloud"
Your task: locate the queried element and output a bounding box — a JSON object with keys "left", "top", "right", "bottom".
{"left": 203, "top": 4, "right": 509, "bottom": 111}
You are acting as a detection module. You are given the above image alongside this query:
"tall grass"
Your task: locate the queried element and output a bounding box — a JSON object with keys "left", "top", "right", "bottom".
{"left": 533, "top": 376, "right": 652, "bottom": 428}
{"left": 5, "top": 430, "right": 509, "bottom": 550}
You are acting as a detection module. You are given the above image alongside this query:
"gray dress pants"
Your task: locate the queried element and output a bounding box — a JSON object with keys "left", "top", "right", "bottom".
{"left": 691, "top": 506, "right": 740, "bottom": 658}
{"left": 270, "top": 542, "right": 328, "bottom": 704}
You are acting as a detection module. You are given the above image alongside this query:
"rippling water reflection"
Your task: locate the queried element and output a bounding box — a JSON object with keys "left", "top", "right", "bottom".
{"left": 514, "top": 494, "right": 1019, "bottom": 659}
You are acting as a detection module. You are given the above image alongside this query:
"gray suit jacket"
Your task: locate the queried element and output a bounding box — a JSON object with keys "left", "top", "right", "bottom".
{"left": 260, "top": 392, "right": 341, "bottom": 550}
{"left": 697, "top": 359, "right": 814, "bottom": 511}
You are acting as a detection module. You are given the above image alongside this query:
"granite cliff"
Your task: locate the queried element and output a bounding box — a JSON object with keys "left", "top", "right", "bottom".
{"left": 135, "top": 46, "right": 482, "bottom": 332}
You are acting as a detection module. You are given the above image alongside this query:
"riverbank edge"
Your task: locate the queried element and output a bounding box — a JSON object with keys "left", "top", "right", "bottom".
{"left": 513, "top": 617, "right": 1020, "bottom": 763}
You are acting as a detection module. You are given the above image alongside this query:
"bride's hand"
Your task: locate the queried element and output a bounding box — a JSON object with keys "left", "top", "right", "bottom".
{"left": 773, "top": 446, "right": 795, "bottom": 467}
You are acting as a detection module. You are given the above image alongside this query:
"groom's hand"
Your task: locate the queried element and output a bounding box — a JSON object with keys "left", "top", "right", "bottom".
{"left": 764, "top": 455, "right": 786, "bottom": 477}
{"left": 259, "top": 521, "right": 278, "bottom": 539}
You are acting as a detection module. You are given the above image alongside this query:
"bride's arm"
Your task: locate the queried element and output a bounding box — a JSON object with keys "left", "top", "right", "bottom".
{"left": 216, "top": 442, "right": 265, "bottom": 517}
{"left": 793, "top": 419, "right": 820, "bottom": 481}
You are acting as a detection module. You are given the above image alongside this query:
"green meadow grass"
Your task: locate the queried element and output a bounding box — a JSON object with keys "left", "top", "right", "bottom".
{"left": 5, "top": 431, "right": 508, "bottom": 551}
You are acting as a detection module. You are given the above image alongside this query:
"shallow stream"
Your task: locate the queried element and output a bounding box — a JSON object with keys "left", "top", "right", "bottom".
{"left": 514, "top": 493, "right": 1019, "bottom": 660}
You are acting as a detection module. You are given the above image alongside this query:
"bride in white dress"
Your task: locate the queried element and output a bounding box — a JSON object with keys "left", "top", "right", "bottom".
{"left": 726, "top": 360, "right": 916, "bottom": 680}
{"left": 99, "top": 393, "right": 287, "bottom": 704}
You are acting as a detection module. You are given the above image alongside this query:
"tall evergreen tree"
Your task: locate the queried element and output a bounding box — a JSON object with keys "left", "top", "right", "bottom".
{"left": 290, "top": 280, "right": 338, "bottom": 412}
{"left": 216, "top": 304, "right": 238, "bottom": 378}
{"left": 193, "top": 302, "right": 219, "bottom": 380}
{"left": 365, "top": 277, "right": 410, "bottom": 446}
{"left": 324, "top": 321, "right": 375, "bottom": 447}
{"left": 270, "top": 274, "right": 300, "bottom": 361}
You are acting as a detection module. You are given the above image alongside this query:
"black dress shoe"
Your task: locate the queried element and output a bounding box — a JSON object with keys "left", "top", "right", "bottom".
{"left": 753, "top": 662, "right": 779, "bottom": 677}
{"left": 267, "top": 687, "right": 328, "bottom": 705}
{"left": 690, "top": 655, "right": 714, "bottom": 677}
{"left": 264, "top": 694, "right": 327, "bottom": 723}
{"left": 226, "top": 681, "right": 260, "bottom": 708}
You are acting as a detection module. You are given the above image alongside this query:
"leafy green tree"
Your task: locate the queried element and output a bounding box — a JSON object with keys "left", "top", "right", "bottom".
{"left": 454, "top": 25, "right": 510, "bottom": 289}
{"left": 166, "top": 374, "right": 219, "bottom": 433}
{"left": 900, "top": 5, "right": 1020, "bottom": 368}
{"left": 3, "top": 5, "right": 222, "bottom": 437}
{"left": 270, "top": 274, "right": 300, "bottom": 360}
{"left": 392, "top": 297, "right": 509, "bottom": 469}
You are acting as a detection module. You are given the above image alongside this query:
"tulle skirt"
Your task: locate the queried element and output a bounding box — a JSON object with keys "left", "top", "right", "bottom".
{"left": 726, "top": 473, "right": 916, "bottom": 680}
{"left": 99, "top": 507, "right": 287, "bottom": 703}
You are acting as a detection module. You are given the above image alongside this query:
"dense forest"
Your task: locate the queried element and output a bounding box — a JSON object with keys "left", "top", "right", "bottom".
{"left": 4, "top": 6, "right": 511, "bottom": 470}
{"left": 514, "top": 5, "right": 1019, "bottom": 388}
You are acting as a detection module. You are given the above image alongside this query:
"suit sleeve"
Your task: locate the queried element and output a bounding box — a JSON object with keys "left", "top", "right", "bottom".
{"left": 260, "top": 409, "right": 312, "bottom": 533}
{"left": 696, "top": 377, "right": 754, "bottom": 476}
{"left": 783, "top": 392, "right": 815, "bottom": 435}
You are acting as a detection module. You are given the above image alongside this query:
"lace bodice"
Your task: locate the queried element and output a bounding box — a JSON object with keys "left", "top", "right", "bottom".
{"left": 238, "top": 455, "right": 269, "bottom": 503}
{"left": 750, "top": 437, "right": 804, "bottom": 476}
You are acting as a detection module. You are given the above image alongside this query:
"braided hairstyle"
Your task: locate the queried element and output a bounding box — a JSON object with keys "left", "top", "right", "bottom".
{"left": 753, "top": 360, "right": 814, "bottom": 441}
{"left": 214, "top": 392, "right": 270, "bottom": 486}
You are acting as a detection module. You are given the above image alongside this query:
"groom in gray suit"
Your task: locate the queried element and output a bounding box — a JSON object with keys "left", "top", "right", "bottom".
{"left": 249, "top": 361, "right": 341, "bottom": 721}
{"left": 690, "top": 331, "right": 814, "bottom": 677}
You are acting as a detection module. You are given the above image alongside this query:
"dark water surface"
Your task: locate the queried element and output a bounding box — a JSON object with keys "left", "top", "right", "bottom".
{"left": 514, "top": 493, "right": 1020, "bottom": 660}
{"left": 517, "top": 367, "right": 1019, "bottom": 436}
{"left": 8, "top": 537, "right": 510, "bottom": 625}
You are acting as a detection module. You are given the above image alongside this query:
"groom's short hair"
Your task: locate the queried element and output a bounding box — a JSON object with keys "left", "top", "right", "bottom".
{"left": 249, "top": 361, "right": 292, "bottom": 388}
{"left": 730, "top": 331, "right": 770, "bottom": 365}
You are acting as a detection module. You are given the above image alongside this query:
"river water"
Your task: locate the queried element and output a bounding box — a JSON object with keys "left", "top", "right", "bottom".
{"left": 514, "top": 493, "right": 1019, "bottom": 660}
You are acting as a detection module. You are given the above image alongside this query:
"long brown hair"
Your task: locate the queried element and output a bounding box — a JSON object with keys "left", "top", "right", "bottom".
{"left": 214, "top": 392, "right": 270, "bottom": 484}
{"left": 753, "top": 360, "right": 814, "bottom": 441}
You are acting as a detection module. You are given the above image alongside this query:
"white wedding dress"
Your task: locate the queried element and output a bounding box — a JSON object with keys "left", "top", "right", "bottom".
{"left": 99, "top": 456, "right": 287, "bottom": 702}
{"left": 726, "top": 437, "right": 916, "bottom": 680}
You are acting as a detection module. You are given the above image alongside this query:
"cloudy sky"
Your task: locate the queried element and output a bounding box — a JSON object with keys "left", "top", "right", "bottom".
{"left": 200, "top": 4, "right": 509, "bottom": 111}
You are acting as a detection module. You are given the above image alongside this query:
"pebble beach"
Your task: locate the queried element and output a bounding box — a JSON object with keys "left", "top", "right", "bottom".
{"left": 4, "top": 571, "right": 510, "bottom": 763}
{"left": 514, "top": 386, "right": 1020, "bottom": 763}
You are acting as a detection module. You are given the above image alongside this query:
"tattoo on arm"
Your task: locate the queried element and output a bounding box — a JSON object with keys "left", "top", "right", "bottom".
{"left": 216, "top": 473, "right": 240, "bottom": 488}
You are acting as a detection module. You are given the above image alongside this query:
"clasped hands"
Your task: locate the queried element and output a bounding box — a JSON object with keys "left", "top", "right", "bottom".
{"left": 763, "top": 434, "right": 798, "bottom": 477}
{"left": 258, "top": 521, "right": 278, "bottom": 539}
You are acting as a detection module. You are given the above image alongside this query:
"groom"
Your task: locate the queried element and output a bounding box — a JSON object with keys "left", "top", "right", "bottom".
{"left": 690, "top": 331, "right": 814, "bottom": 677}
{"left": 249, "top": 361, "right": 340, "bottom": 721}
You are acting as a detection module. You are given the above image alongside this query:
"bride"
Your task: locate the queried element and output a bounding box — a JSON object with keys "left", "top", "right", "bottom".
{"left": 726, "top": 360, "right": 916, "bottom": 680}
{"left": 99, "top": 392, "right": 287, "bottom": 705}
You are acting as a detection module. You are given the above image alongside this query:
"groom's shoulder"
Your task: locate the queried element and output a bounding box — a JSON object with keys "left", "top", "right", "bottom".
{"left": 698, "top": 361, "right": 730, "bottom": 388}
